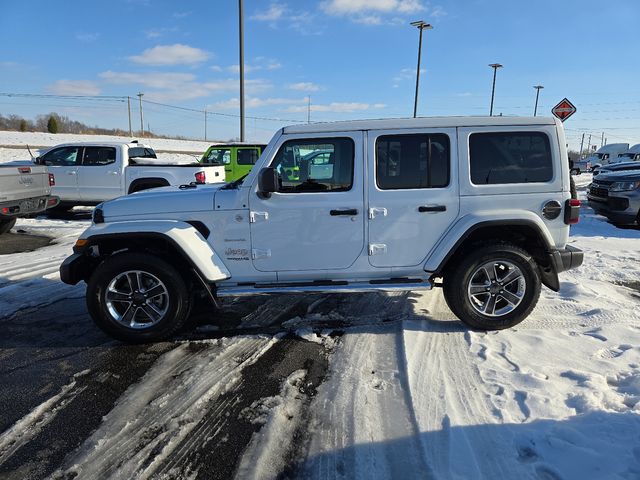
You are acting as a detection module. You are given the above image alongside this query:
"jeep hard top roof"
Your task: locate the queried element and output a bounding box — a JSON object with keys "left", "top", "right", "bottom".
{"left": 282, "top": 116, "right": 559, "bottom": 134}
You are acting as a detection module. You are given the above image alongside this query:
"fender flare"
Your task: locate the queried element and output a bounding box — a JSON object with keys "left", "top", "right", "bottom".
{"left": 424, "top": 213, "right": 556, "bottom": 274}
{"left": 76, "top": 220, "right": 230, "bottom": 282}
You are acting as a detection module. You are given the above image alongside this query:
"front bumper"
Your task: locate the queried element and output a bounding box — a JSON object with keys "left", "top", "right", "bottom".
{"left": 60, "top": 253, "right": 92, "bottom": 285}
{"left": 588, "top": 192, "right": 639, "bottom": 225}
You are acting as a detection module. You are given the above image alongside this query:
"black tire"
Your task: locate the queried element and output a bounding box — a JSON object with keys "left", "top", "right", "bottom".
{"left": 87, "top": 252, "right": 190, "bottom": 343}
{"left": 443, "top": 243, "right": 541, "bottom": 330}
{"left": 0, "top": 218, "right": 16, "bottom": 234}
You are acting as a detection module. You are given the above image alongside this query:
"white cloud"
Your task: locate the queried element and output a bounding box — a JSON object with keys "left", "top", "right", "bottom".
{"left": 172, "top": 11, "right": 191, "bottom": 18}
{"left": 144, "top": 27, "right": 179, "bottom": 39}
{"left": 288, "top": 82, "right": 321, "bottom": 92}
{"left": 129, "top": 44, "right": 210, "bottom": 66}
{"left": 47, "top": 80, "right": 101, "bottom": 96}
{"left": 99, "top": 71, "right": 271, "bottom": 102}
{"left": 210, "top": 96, "right": 302, "bottom": 110}
{"left": 321, "top": 0, "right": 425, "bottom": 15}
{"left": 76, "top": 32, "right": 100, "bottom": 42}
{"left": 392, "top": 67, "right": 424, "bottom": 83}
{"left": 284, "top": 102, "right": 386, "bottom": 113}
{"left": 251, "top": 2, "right": 287, "bottom": 21}
{"left": 211, "top": 58, "right": 282, "bottom": 74}
{"left": 320, "top": 0, "right": 445, "bottom": 25}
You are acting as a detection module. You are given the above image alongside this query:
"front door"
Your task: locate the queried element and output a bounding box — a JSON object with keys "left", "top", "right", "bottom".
{"left": 41, "top": 146, "right": 82, "bottom": 201}
{"left": 235, "top": 147, "right": 261, "bottom": 180}
{"left": 249, "top": 133, "right": 364, "bottom": 273}
{"left": 78, "top": 146, "right": 122, "bottom": 202}
{"left": 367, "top": 128, "right": 459, "bottom": 268}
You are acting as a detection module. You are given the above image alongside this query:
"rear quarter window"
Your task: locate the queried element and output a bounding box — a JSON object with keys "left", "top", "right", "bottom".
{"left": 469, "top": 132, "right": 553, "bottom": 185}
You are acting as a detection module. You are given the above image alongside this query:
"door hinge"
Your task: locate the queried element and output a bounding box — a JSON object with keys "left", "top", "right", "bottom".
{"left": 252, "top": 248, "right": 271, "bottom": 260}
{"left": 250, "top": 211, "right": 269, "bottom": 223}
{"left": 368, "top": 243, "right": 388, "bottom": 256}
{"left": 369, "top": 207, "right": 388, "bottom": 219}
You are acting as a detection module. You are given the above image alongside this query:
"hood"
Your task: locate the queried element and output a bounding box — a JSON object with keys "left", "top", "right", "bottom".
{"left": 101, "top": 183, "right": 222, "bottom": 218}
{"left": 594, "top": 169, "right": 640, "bottom": 182}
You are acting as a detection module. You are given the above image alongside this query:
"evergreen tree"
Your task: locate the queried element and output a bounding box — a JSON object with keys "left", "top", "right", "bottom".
{"left": 47, "top": 116, "right": 58, "bottom": 134}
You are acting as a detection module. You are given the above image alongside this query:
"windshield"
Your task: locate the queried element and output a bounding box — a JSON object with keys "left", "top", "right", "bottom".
{"left": 203, "top": 148, "right": 231, "bottom": 165}
{"left": 129, "top": 147, "right": 157, "bottom": 159}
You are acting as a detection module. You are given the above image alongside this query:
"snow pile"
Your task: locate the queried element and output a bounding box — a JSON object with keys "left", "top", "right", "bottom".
{"left": 235, "top": 370, "right": 308, "bottom": 480}
{"left": 0, "top": 130, "right": 214, "bottom": 152}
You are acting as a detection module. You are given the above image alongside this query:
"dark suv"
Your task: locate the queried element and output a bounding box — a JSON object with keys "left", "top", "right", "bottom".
{"left": 588, "top": 170, "right": 640, "bottom": 225}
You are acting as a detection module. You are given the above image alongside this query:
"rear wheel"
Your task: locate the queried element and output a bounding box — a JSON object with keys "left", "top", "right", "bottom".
{"left": 443, "top": 243, "right": 541, "bottom": 330}
{"left": 87, "top": 252, "right": 190, "bottom": 342}
{"left": 0, "top": 218, "right": 16, "bottom": 234}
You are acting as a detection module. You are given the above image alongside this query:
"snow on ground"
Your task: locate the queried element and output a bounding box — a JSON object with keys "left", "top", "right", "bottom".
{"left": 0, "top": 130, "right": 215, "bottom": 153}
{"left": 1, "top": 169, "right": 639, "bottom": 478}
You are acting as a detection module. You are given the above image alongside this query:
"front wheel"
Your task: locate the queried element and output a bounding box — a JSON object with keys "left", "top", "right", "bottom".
{"left": 87, "top": 252, "right": 190, "bottom": 342}
{"left": 443, "top": 244, "right": 541, "bottom": 330}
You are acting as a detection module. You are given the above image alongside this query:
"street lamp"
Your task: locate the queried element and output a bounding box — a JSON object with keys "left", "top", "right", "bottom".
{"left": 533, "top": 85, "right": 544, "bottom": 116}
{"left": 137, "top": 92, "right": 144, "bottom": 137}
{"left": 488, "top": 63, "right": 503, "bottom": 116}
{"left": 410, "top": 20, "right": 433, "bottom": 118}
{"left": 238, "top": 0, "right": 245, "bottom": 142}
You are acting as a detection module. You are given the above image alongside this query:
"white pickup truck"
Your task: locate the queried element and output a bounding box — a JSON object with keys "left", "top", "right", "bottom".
{"left": 0, "top": 162, "right": 58, "bottom": 234}
{"left": 37, "top": 142, "right": 224, "bottom": 209}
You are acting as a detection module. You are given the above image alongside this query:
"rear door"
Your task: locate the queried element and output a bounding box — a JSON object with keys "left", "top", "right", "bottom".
{"left": 367, "top": 128, "right": 459, "bottom": 268}
{"left": 78, "top": 146, "right": 121, "bottom": 202}
{"left": 41, "top": 146, "right": 82, "bottom": 201}
{"left": 235, "top": 147, "right": 261, "bottom": 179}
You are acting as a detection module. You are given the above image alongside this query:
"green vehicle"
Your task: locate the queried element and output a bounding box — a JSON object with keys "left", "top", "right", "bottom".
{"left": 200, "top": 144, "right": 266, "bottom": 182}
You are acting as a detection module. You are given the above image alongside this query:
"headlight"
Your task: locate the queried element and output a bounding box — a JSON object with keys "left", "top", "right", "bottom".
{"left": 610, "top": 180, "right": 640, "bottom": 192}
{"left": 92, "top": 206, "right": 104, "bottom": 224}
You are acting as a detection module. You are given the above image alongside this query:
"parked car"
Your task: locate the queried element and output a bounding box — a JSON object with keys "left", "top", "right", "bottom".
{"left": 592, "top": 144, "right": 640, "bottom": 176}
{"left": 0, "top": 162, "right": 58, "bottom": 234}
{"left": 587, "top": 169, "right": 640, "bottom": 225}
{"left": 37, "top": 142, "right": 225, "bottom": 210}
{"left": 61, "top": 116, "right": 583, "bottom": 342}
{"left": 200, "top": 143, "right": 266, "bottom": 182}
{"left": 572, "top": 143, "right": 629, "bottom": 174}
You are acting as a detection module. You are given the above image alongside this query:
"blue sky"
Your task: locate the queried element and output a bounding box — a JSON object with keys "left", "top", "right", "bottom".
{"left": 1, "top": 0, "right": 639, "bottom": 147}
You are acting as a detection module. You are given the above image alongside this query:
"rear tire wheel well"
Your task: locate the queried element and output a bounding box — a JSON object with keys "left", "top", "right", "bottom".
{"left": 128, "top": 178, "right": 170, "bottom": 194}
{"left": 437, "top": 224, "right": 549, "bottom": 279}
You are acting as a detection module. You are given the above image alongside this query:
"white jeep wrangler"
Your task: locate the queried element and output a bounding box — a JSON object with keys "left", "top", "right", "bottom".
{"left": 60, "top": 117, "right": 583, "bottom": 342}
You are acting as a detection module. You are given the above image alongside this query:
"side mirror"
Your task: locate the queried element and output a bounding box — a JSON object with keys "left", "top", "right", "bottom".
{"left": 257, "top": 167, "right": 278, "bottom": 198}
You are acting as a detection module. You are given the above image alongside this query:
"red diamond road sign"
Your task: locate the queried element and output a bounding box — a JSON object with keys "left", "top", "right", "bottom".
{"left": 551, "top": 98, "right": 577, "bottom": 122}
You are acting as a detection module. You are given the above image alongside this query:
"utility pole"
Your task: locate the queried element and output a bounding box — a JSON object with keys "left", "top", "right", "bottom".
{"left": 238, "top": 0, "right": 245, "bottom": 142}
{"left": 204, "top": 109, "right": 208, "bottom": 142}
{"left": 307, "top": 96, "right": 311, "bottom": 124}
{"left": 410, "top": 21, "right": 433, "bottom": 118}
{"left": 587, "top": 134, "right": 592, "bottom": 153}
{"left": 127, "top": 96, "right": 132, "bottom": 137}
{"left": 533, "top": 85, "right": 544, "bottom": 116}
{"left": 601, "top": 132, "right": 604, "bottom": 148}
{"left": 579, "top": 133, "right": 585, "bottom": 158}
{"left": 488, "top": 63, "right": 503, "bottom": 116}
{"left": 137, "top": 92, "right": 144, "bottom": 137}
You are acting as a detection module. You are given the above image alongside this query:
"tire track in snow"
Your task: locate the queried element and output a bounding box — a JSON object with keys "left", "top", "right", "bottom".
{"left": 54, "top": 336, "right": 276, "bottom": 479}
{"left": 299, "top": 292, "right": 432, "bottom": 479}
{"left": 403, "top": 290, "right": 524, "bottom": 479}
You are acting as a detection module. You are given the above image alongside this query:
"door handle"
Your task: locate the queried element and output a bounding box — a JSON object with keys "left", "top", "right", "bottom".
{"left": 67, "top": 171, "right": 77, "bottom": 175}
{"left": 418, "top": 205, "right": 446, "bottom": 213}
{"left": 108, "top": 171, "right": 119, "bottom": 175}
{"left": 330, "top": 208, "right": 358, "bottom": 216}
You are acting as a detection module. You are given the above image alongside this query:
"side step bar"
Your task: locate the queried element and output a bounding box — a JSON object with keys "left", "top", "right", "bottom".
{"left": 216, "top": 280, "right": 432, "bottom": 297}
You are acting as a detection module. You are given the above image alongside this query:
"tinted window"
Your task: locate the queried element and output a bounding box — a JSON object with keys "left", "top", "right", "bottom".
{"left": 204, "top": 148, "right": 231, "bottom": 165}
{"left": 83, "top": 147, "right": 116, "bottom": 166}
{"left": 376, "top": 134, "right": 450, "bottom": 189}
{"left": 237, "top": 148, "right": 259, "bottom": 165}
{"left": 41, "top": 147, "right": 81, "bottom": 166}
{"left": 128, "top": 147, "right": 157, "bottom": 159}
{"left": 271, "top": 138, "right": 354, "bottom": 193}
{"left": 470, "top": 132, "right": 553, "bottom": 184}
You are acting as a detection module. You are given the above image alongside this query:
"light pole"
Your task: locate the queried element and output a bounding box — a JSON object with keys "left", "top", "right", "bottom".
{"left": 238, "top": 0, "right": 245, "bottom": 142}
{"left": 136, "top": 92, "right": 144, "bottom": 136}
{"left": 410, "top": 21, "right": 433, "bottom": 118}
{"left": 488, "top": 63, "right": 502, "bottom": 116}
{"left": 533, "top": 85, "right": 544, "bottom": 116}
